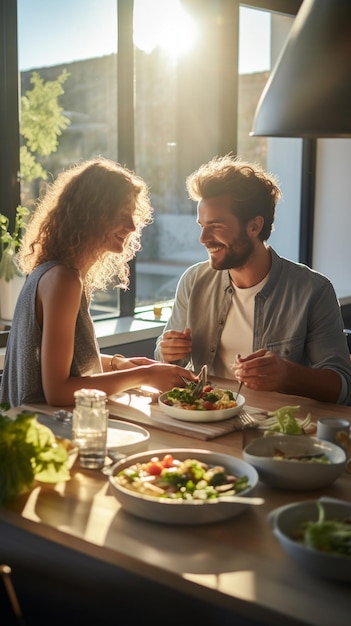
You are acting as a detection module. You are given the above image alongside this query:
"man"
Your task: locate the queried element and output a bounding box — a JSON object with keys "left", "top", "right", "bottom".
{"left": 155, "top": 154, "right": 351, "bottom": 404}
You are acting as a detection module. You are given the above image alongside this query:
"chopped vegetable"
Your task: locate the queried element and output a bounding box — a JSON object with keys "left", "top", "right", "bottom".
{"left": 114, "top": 453, "right": 250, "bottom": 500}
{"left": 293, "top": 501, "right": 351, "bottom": 556}
{"left": 263, "top": 405, "right": 311, "bottom": 435}
{"left": 164, "top": 384, "right": 237, "bottom": 411}
{"left": 0, "top": 410, "right": 72, "bottom": 506}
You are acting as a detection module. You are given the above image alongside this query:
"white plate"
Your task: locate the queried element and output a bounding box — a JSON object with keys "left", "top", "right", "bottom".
{"left": 107, "top": 420, "right": 149, "bottom": 454}
{"left": 109, "top": 448, "right": 259, "bottom": 524}
{"left": 35, "top": 412, "right": 149, "bottom": 455}
{"left": 158, "top": 393, "right": 245, "bottom": 423}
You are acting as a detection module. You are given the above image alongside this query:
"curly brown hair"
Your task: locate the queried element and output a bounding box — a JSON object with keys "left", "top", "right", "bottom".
{"left": 18, "top": 157, "right": 153, "bottom": 291}
{"left": 186, "top": 154, "right": 282, "bottom": 242}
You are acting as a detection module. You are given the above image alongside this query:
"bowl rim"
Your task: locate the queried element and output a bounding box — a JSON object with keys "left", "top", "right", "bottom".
{"left": 243, "top": 433, "right": 347, "bottom": 465}
{"left": 106, "top": 419, "right": 150, "bottom": 451}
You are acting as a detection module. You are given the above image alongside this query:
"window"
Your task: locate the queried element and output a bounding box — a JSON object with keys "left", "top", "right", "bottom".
{"left": 133, "top": 1, "right": 303, "bottom": 322}
{"left": 17, "top": 0, "right": 120, "bottom": 318}
{"left": 3, "top": 1, "right": 303, "bottom": 322}
{"left": 134, "top": 0, "right": 216, "bottom": 315}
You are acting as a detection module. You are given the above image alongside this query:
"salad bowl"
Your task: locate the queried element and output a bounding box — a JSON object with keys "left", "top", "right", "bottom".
{"left": 158, "top": 391, "right": 246, "bottom": 423}
{"left": 270, "top": 497, "right": 351, "bottom": 582}
{"left": 109, "top": 448, "right": 259, "bottom": 524}
{"left": 243, "top": 434, "right": 347, "bottom": 490}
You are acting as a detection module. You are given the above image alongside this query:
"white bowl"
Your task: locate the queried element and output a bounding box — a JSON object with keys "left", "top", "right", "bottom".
{"left": 270, "top": 497, "right": 351, "bottom": 582}
{"left": 242, "top": 434, "right": 346, "bottom": 490}
{"left": 158, "top": 393, "right": 246, "bottom": 423}
{"left": 109, "top": 448, "right": 259, "bottom": 524}
{"left": 107, "top": 419, "right": 149, "bottom": 455}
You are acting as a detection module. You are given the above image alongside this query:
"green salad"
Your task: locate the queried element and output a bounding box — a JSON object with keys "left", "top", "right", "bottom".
{"left": 163, "top": 383, "right": 237, "bottom": 411}
{"left": 0, "top": 405, "right": 72, "bottom": 506}
{"left": 293, "top": 501, "right": 351, "bottom": 556}
{"left": 262, "top": 405, "right": 312, "bottom": 435}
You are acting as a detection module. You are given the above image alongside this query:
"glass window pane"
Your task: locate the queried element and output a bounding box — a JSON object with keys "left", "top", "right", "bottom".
{"left": 238, "top": 5, "right": 302, "bottom": 262}
{"left": 17, "top": 0, "right": 119, "bottom": 318}
{"left": 133, "top": 0, "right": 213, "bottom": 319}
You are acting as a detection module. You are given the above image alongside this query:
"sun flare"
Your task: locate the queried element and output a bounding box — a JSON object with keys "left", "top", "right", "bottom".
{"left": 133, "top": 0, "right": 198, "bottom": 60}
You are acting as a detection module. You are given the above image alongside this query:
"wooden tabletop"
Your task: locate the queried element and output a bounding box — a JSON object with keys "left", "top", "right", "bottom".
{"left": 1, "top": 381, "right": 351, "bottom": 626}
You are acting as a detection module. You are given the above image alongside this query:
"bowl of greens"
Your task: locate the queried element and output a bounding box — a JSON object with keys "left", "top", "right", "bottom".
{"left": 270, "top": 497, "right": 351, "bottom": 582}
{"left": 243, "top": 434, "right": 346, "bottom": 490}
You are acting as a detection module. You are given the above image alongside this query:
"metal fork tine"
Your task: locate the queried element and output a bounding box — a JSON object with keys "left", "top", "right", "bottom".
{"left": 192, "top": 365, "right": 207, "bottom": 399}
{"left": 238, "top": 409, "right": 260, "bottom": 428}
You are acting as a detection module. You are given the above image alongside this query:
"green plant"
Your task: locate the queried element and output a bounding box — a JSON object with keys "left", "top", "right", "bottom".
{"left": 0, "top": 205, "right": 30, "bottom": 281}
{"left": 20, "top": 70, "right": 71, "bottom": 182}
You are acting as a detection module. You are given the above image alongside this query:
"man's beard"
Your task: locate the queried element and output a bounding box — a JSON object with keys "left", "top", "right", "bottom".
{"left": 208, "top": 235, "right": 254, "bottom": 270}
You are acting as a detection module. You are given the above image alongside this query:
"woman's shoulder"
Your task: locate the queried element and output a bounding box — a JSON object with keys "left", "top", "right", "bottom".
{"left": 38, "top": 263, "right": 83, "bottom": 296}
{"left": 39, "top": 262, "right": 81, "bottom": 281}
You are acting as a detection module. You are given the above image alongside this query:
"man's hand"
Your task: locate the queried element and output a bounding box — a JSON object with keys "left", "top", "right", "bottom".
{"left": 233, "top": 349, "right": 289, "bottom": 391}
{"left": 160, "top": 327, "right": 192, "bottom": 362}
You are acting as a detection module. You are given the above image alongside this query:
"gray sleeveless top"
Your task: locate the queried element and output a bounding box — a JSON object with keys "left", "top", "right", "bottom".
{"left": 0, "top": 261, "right": 102, "bottom": 407}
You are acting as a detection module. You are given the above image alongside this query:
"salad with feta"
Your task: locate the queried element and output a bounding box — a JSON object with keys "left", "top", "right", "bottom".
{"left": 113, "top": 453, "right": 250, "bottom": 500}
{"left": 163, "top": 383, "right": 238, "bottom": 411}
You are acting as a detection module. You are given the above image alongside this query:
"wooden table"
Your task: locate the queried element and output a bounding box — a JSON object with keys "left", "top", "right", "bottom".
{"left": 1, "top": 382, "right": 351, "bottom": 626}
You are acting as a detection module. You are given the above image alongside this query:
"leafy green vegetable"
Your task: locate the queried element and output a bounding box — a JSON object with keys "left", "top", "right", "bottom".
{"left": 264, "top": 405, "right": 308, "bottom": 435}
{"left": 295, "top": 501, "right": 351, "bottom": 556}
{"left": 166, "top": 386, "right": 196, "bottom": 405}
{"left": 0, "top": 410, "right": 71, "bottom": 506}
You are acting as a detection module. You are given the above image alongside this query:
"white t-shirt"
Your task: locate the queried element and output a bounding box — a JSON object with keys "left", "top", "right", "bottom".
{"left": 213, "top": 273, "right": 270, "bottom": 379}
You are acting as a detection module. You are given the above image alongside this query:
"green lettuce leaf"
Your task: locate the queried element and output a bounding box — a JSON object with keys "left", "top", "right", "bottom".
{"left": 0, "top": 410, "right": 71, "bottom": 505}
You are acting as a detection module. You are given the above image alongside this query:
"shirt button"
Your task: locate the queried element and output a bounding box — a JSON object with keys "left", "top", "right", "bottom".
{"left": 219, "top": 320, "right": 224, "bottom": 326}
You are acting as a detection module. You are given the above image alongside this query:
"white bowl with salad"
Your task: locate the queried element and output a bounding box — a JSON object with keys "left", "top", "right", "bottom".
{"left": 109, "top": 448, "right": 259, "bottom": 524}
{"left": 270, "top": 497, "right": 351, "bottom": 582}
{"left": 158, "top": 383, "right": 245, "bottom": 423}
{"left": 243, "top": 434, "right": 347, "bottom": 490}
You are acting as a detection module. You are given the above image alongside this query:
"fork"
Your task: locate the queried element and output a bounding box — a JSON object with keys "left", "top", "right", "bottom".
{"left": 192, "top": 364, "right": 208, "bottom": 399}
{"left": 237, "top": 408, "right": 261, "bottom": 428}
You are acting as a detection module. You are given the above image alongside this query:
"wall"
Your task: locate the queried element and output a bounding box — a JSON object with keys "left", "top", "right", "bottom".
{"left": 313, "top": 139, "right": 351, "bottom": 299}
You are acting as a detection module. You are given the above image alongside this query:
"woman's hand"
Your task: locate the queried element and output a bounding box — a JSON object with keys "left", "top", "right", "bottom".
{"left": 102, "top": 355, "right": 196, "bottom": 392}
{"left": 145, "top": 362, "right": 197, "bottom": 392}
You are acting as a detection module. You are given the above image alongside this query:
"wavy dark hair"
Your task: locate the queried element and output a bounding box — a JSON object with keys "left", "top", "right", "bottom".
{"left": 186, "top": 154, "right": 282, "bottom": 242}
{"left": 18, "top": 157, "right": 153, "bottom": 291}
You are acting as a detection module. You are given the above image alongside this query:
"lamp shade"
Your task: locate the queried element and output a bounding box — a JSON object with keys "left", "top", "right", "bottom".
{"left": 251, "top": 0, "right": 351, "bottom": 138}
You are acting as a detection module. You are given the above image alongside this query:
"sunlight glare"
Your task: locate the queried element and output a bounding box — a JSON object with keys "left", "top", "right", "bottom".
{"left": 133, "top": 0, "right": 198, "bottom": 60}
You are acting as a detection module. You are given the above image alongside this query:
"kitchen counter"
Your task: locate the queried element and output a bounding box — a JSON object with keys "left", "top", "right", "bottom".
{"left": 0, "top": 315, "right": 166, "bottom": 369}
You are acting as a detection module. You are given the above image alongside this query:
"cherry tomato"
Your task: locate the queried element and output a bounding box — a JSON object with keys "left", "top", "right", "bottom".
{"left": 146, "top": 461, "right": 163, "bottom": 475}
{"left": 202, "top": 385, "right": 213, "bottom": 393}
{"left": 161, "top": 454, "right": 174, "bottom": 468}
{"left": 203, "top": 400, "right": 215, "bottom": 410}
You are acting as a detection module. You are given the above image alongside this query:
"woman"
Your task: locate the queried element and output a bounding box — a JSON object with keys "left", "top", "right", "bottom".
{"left": 0, "top": 157, "right": 195, "bottom": 407}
